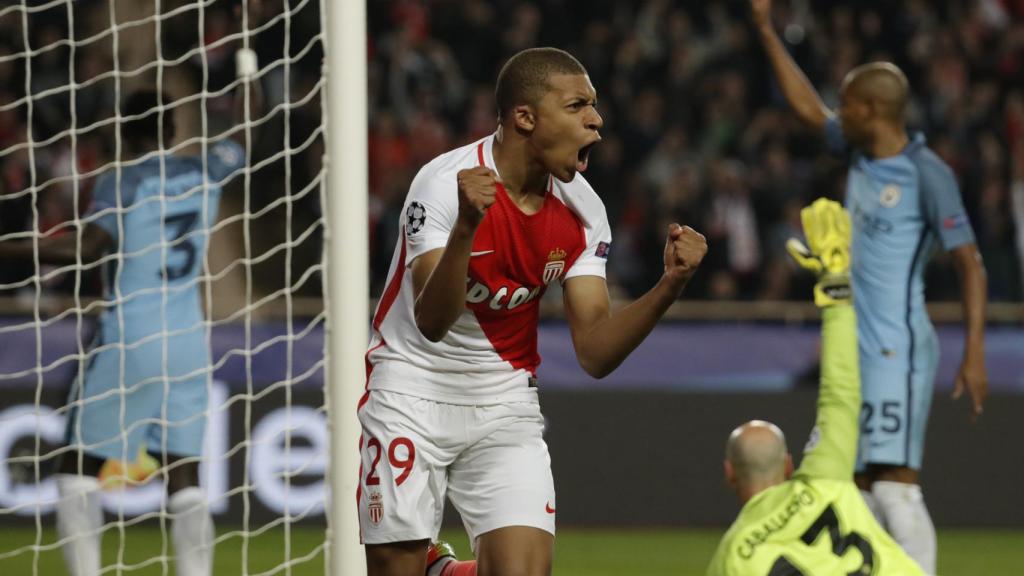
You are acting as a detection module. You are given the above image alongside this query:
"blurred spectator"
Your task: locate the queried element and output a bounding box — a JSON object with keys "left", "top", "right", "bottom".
{"left": 2, "top": 0, "right": 1023, "bottom": 304}
{"left": 362, "top": 0, "right": 1023, "bottom": 302}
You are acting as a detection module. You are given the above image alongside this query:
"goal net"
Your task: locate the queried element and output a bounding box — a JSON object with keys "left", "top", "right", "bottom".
{"left": 0, "top": 1, "right": 338, "bottom": 574}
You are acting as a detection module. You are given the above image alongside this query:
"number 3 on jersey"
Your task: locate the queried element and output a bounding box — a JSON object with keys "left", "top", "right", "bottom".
{"left": 365, "top": 437, "right": 416, "bottom": 487}
{"left": 161, "top": 211, "right": 200, "bottom": 281}
{"left": 770, "top": 505, "right": 875, "bottom": 576}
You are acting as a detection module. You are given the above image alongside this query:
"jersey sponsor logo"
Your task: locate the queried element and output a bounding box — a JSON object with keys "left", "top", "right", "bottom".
{"left": 851, "top": 203, "right": 893, "bottom": 237}
{"left": 879, "top": 184, "right": 901, "bottom": 208}
{"left": 737, "top": 489, "right": 816, "bottom": 560}
{"left": 943, "top": 213, "right": 969, "bottom": 229}
{"left": 466, "top": 279, "right": 541, "bottom": 310}
{"left": 543, "top": 248, "right": 567, "bottom": 285}
{"left": 595, "top": 241, "right": 611, "bottom": 258}
{"left": 367, "top": 491, "right": 384, "bottom": 525}
{"left": 406, "top": 201, "right": 427, "bottom": 235}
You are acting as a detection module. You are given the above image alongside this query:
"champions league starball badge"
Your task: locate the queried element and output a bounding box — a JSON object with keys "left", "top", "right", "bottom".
{"left": 406, "top": 201, "right": 427, "bottom": 234}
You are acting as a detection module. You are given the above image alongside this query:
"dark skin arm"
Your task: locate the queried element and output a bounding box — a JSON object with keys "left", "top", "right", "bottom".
{"left": 564, "top": 224, "right": 707, "bottom": 378}
{"left": 950, "top": 243, "right": 987, "bottom": 421}
{"left": 0, "top": 224, "right": 112, "bottom": 265}
{"left": 412, "top": 166, "right": 498, "bottom": 342}
{"left": 410, "top": 164, "right": 710, "bottom": 374}
{"left": 750, "top": 0, "right": 832, "bottom": 131}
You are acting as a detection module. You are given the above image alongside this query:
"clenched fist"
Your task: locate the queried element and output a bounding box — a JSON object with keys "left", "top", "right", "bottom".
{"left": 663, "top": 224, "right": 707, "bottom": 288}
{"left": 456, "top": 167, "right": 499, "bottom": 231}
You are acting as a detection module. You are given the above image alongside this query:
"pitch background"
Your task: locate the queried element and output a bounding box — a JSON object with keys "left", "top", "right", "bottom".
{"left": 3, "top": 526, "right": 1022, "bottom": 575}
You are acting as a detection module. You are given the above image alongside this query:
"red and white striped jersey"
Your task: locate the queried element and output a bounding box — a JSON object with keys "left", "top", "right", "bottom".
{"left": 367, "top": 134, "right": 612, "bottom": 404}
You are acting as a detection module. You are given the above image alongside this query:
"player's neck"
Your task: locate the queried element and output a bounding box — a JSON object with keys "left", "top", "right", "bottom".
{"left": 492, "top": 126, "right": 550, "bottom": 203}
{"left": 737, "top": 478, "right": 779, "bottom": 503}
{"left": 866, "top": 127, "right": 909, "bottom": 159}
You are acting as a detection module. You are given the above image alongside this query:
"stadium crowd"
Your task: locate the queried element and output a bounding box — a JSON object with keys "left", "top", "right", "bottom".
{"left": 365, "top": 0, "right": 1024, "bottom": 301}
{"left": 1, "top": 0, "right": 1022, "bottom": 304}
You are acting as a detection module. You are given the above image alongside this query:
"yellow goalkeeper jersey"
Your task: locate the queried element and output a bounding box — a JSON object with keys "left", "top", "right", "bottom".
{"left": 706, "top": 306, "right": 924, "bottom": 576}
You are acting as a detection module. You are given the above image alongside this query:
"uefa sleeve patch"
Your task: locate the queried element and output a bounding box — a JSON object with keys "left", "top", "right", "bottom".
{"left": 406, "top": 201, "right": 426, "bottom": 235}
{"left": 595, "top": 241, "right": 611, "bottom": 258}
{"left": 942, "top": 213, "right": 968, "bottom": 230}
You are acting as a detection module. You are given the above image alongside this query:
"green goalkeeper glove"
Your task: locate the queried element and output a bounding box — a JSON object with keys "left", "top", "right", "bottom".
{"left": 786, "top": 198, "right": 852, "bottom": 307}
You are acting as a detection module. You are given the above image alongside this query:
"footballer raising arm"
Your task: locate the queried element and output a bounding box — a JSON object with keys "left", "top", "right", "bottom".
{"left": 750, "top": 0, "right": 831, "bottom": 131}
{"left": 751, "top": 3, "right": 986, "bottom": 572}
{"left": 707, "top": 200, "right": 924, "bottom": 576}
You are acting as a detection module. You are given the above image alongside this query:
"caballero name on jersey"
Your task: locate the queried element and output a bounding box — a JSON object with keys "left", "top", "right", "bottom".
{"left": 737, "top": 489, "right": 816, "bottom": 560}
{"left": 465, "top": 279, "right": 542, "bottom": 311}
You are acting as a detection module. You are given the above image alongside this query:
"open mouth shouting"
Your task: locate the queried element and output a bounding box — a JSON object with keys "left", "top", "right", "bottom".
{"left": 576, "top": 141, "right": 597, "bottom": 173}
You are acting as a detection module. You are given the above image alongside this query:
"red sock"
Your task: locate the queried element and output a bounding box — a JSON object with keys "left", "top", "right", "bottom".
{"left": 440, "top": 560, "right": 477, "bottom": 576}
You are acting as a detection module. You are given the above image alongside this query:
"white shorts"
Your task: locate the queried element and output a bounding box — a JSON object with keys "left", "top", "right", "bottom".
{"left": 357, "top": 389, "right": 555, "bottom": 545}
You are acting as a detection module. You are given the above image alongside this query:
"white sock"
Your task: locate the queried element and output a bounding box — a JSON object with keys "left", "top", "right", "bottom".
{"left": 860, "top": 488, "right": 886, "bottom": 529}
{"left": 55, "top": 474, "right": 103, "bottom": 576}
{"left": 169, "top": 487, "right": 214, "bottom": 576}
{"left": 872, "top": 481, "right": 936, "bottom": 575}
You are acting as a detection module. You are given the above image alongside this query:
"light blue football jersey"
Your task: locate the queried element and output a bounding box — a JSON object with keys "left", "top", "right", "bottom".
{"left": 85, "top": 140, "right": 244, "bottom": 345}
{"left": 824, "top": 119, "right": 975, "bottom": 365}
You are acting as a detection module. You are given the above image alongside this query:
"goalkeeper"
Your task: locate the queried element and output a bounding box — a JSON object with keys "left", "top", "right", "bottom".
{"left": 706, "top": 199, "right": 924, "bottom": 575}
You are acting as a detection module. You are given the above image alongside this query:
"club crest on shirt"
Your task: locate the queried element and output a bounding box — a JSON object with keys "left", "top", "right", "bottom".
{"left": 543, "top": 248, "right": 566, "bottom": 285}
{"left": 879, "top": 184, "right": 901, "bottom": 208}
{"left": 368, "top": 491, "right": 383, "bottom": 525}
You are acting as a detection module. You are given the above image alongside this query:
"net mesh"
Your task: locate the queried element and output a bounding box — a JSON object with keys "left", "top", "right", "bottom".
{"left": 0, "top": 1, "right": 328, "bottom": 573}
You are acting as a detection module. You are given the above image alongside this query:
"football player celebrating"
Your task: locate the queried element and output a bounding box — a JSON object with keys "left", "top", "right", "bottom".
{"left": 359, "top": 47, "right": 707, "bottom": 576}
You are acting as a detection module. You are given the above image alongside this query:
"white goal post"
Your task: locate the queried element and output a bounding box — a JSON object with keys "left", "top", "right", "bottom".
{"left": 0, "top": 0, "right": 366, "bottom": 574}
{"left": 324, "top": 0, "right": 368, "bottom": 574}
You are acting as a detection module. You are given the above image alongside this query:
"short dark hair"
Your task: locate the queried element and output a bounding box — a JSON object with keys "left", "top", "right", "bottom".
{"left": 121, "top": 89, "right": 175, "bottom": 147}
{"left": 495, "top": 47, "right": 587, "bottom": 121}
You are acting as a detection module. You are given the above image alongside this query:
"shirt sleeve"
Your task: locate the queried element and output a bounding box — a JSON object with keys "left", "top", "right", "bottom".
{"left": 795, "top": 304, "right": 859, "bottom": 481}
{"left": 563, "top": 187, "right": 612, "bottom": 281}
{"left": 823, "top": 116, "right": 848, "bottom": 157}
{"left": 705, "top": 541, "right": 730, "bottom": 576}
{"left": 206, "top": 139, "right": 246, "bottom": 183}
{"left": 918, "top": 156, "right": 976, "bottom": 251}
{"left": 83, "top": 171, "right": 125, "bottom": 241}
{"left": 403, "top": 166, "right": 458, "bottom": 265}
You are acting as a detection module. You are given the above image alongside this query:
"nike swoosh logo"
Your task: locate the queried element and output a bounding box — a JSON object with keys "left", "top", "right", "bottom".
{"left": 470, "top": 250, "right": 495, "bottom": 257}
{"left": 545, "top": 502, "right": 556, "bottom": 514}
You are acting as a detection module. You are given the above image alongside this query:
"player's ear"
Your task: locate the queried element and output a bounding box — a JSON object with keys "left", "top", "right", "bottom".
{"left": 723, "top": 460, "right": 736, "bottom": 487}
{"left": 784, "top": 453, "right": 794, "bottom": 480}
{"left": 864, "top": 96, "right": 881, "bottom": 120}
{"left": 511, "top": 104, "right": 536, "bottom": 133}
